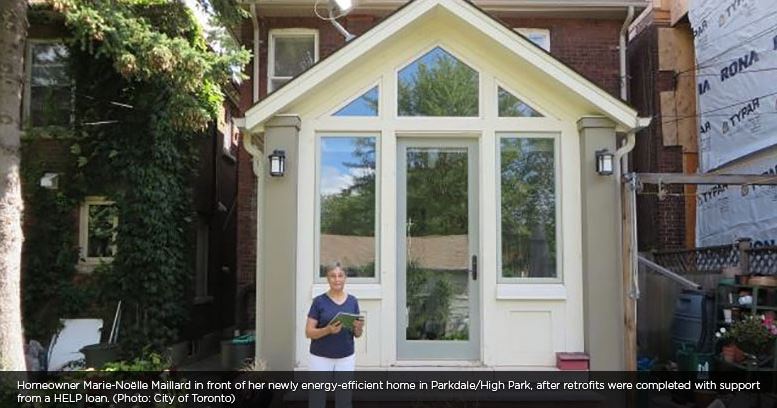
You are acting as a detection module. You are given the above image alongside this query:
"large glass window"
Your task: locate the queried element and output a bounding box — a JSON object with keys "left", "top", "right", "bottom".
{"left": 319, "top": 136, "right": 377, "bottom": 278}
{"left": 28, "top": 43, "right": 71, "bottom": 127}
{"left": 398, "top": 47, "right": 478, "bottom": 117}
{"left": 500, "top": 137, "right": 557, "bottom": 279}
{"left": 269, "top": 29, "right": 318, "bottom": 92}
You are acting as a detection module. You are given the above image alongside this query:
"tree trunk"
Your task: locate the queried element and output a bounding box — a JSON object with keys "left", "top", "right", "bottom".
{"left": 0, "top": 0, "right": 27, "bottom": 371}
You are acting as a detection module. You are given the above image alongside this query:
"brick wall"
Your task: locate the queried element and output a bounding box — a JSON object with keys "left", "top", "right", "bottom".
{"left": 628, "top": 25, "right": 687, "bottom": 251}
{"left": 235, "top": 13, "right": 629, "bottom": 321}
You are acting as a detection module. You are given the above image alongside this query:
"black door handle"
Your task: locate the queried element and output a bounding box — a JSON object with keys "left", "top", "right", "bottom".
{"left": 471, "top": 255, "right": 478, "bottom": 281}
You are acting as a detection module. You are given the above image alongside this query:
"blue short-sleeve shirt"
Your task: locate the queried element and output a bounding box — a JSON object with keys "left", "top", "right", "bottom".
{"left": 308, "top": 293, "right": 360, "bottom": 359}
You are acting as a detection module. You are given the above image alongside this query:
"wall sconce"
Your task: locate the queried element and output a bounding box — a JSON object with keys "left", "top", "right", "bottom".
{"left": 269, "top": 150, "right": 286, "bottom": 177}
{"left": 595, "top": 149, "right": 614, "bottom": 176}
{"left": 40, "top": 172, "right": 60, "bottom": 189}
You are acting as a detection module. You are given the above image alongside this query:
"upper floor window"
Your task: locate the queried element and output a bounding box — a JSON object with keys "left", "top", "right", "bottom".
{"left": 268, "top": 29, "right": 319, "bottom": 92}
{"left": 398, "top": 47, "right": 479, "bottom": 117}
{"left": 515, "top": 28, "right": 551, "bottom": 52}
{"left": 27, "top": 42, "right": 72, "bottom": 127}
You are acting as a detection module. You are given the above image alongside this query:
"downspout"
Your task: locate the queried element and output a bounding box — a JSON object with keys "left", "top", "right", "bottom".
{"left": 250, "top": 4, "right": 260, "bottom": 103}
{"left": 247, "top": 3, "right": 263, "bottom": 361}
{"left": 619, "top": 6, "right": 635, "bottom": 100}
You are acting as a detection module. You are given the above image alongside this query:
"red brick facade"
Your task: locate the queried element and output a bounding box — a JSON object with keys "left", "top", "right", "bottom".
{"left": 234, "top": 12, "right": 628, "bottom": 322}
{"left": 628, "top": 24, "right": 688, "bottom": 251}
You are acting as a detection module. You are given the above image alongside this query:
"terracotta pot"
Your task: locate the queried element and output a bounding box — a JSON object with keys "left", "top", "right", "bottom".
{"left": 722, "top": 344, "right": 745, "bottom": 363}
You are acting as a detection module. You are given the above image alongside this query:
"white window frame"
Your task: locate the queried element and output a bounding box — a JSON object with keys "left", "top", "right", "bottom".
{"left": 78, "top": 196, "right": 118, "bottom": 271}
{"left": 314, "top": 133, "right": 381, "bottom": 284}
{"left": 496, "top": 132, "right": 562, "bottom": 284}
{"left": 514, "top": 28, "right": 551, "bottom": 52}
{"left": 268, "top": 28, "right": 319, "bottom": 93}
{"left": 24, "top": 39, "right": 73, "bottom": 127}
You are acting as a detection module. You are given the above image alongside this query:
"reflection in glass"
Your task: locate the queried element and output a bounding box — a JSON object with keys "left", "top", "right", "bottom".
{"left": 319, "top": 137, "right": 376, "bottom": 278}
{"left": 30, "top": 43, "right": 71, "bottom": 127}
{"left": 398, "top": 47, "right": 478, "bottom": 117}
{"left": 405, "top": 147, "right": 469, "bottom": 341}
{"left": 500, "top": 138, "right": 556, "bottom": 278}
{"left": 273, "top": 36, "right": 316, "bottom": 77}
{"left": 87, "top": 203, "right": 118, "bottom": 258}
{"left": 498, "top": 87, "right": 543, "bottom": 117}
{"left": 334, "top": 86, "right": 379, "bottom": 117}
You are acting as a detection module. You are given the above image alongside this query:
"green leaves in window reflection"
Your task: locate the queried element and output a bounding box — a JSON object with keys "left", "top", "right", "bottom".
{"left": 498, "top": 87, "right": 542, "bottom": 118}
{"left": 500, "top": 138, "right": 556, "bottom": 278}
{"left": 398, "top": 47, "right": 478, "bottom": 117}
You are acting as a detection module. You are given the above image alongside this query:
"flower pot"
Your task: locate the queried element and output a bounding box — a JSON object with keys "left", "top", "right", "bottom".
{"left": 721, "top": 344, "right": 745, "bottom": 363}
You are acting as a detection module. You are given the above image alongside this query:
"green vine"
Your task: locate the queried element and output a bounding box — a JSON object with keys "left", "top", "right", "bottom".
{"left": 21, "top": 1, "right": 249, "bottom": 355}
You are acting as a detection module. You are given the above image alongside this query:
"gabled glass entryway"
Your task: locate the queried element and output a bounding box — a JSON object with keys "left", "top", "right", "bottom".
{"left": 396, "top": 139, "right": 480, "bottom": 360}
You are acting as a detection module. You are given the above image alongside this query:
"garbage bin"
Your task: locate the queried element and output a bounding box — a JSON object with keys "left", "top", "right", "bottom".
{"left": 220, "top": 334, "right": 255, "bottom": 370}
{"left": 80, "top": 343, "right": 121, "bottom": 369}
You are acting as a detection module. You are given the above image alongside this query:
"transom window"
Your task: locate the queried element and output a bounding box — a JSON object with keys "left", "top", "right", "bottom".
{"left": 498, "top": 87, "right": 543, "bottom": 118}
{"left": 333, "top": 86, "right": 379, "bottom": 117}
{"left": 268, "top": 29, "right": 318, "bottom": 92}
{"left": 398, "top": 47, "right": 478, "bottom": 117}
{"left": 318, "top": 136, "right": 378, "bottom": 279}
{"left": 499, "top": 136, "right": 557, "bottom": 279}
{"left": 27, "top": 42, "right": 72, "bottom": 127}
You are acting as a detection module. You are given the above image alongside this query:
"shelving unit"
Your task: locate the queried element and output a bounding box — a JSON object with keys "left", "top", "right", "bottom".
{"left": 714, "top": 282, "right": 777, "bottom": 371}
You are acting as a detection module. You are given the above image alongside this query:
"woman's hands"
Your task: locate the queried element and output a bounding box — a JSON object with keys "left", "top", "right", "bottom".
{"left": 327, "top": 321, "right": 343, "bottom": 335}
{"left": 353, "top": 319, "right": 364, "bottom": 338}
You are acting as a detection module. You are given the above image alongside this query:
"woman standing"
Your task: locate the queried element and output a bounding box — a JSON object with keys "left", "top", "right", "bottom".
{"left": 306, "top": 263, "right": 363, "bottom": 407}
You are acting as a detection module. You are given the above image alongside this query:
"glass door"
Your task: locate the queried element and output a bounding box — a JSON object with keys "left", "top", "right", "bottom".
{"left": 397, "top": 139, "right": 479, "bottom": 360}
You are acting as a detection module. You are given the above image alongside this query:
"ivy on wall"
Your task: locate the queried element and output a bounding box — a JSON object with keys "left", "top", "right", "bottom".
{"left": 22, "top": 1, "right": 248, "bottom": 355}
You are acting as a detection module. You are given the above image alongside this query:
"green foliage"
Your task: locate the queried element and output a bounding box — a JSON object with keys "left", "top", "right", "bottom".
{"left": 102, "top": 351, "right": 170, "bottom": 371}
{"left": 51, "top": 0, "right": 249, "bottom": 132}
{"left": 405, "top": 261, "right": 455, "bottom": 340}
{"left": 716, "top": 315, "right": 777, "bottom": 355}
{"left": 398, "top": 48, "right": 478, "bottom": 117}
{"left": 21, "top": 0, "right": 248, "bottom": 357}
{"left": 500, "top": 138, "right": 556, "bottom": 278}
{"left": 20, "top": 145, "right": 106, "bottom": 341}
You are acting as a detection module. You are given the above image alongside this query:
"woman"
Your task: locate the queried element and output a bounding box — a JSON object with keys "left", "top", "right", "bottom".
{"left": 306, "top": 263, "right": 363, "bottom": 408}
{"left": 306, "top": 263, "right": 363, "bottom": 370}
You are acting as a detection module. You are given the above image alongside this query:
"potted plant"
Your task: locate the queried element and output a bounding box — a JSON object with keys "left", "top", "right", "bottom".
{"left": 716, "top": 312, "right": 777, "bottom": 365}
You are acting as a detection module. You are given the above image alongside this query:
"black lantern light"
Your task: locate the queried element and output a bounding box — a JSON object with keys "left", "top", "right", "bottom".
{"left": 269, "top": 149, "right": 286, "bottom": 177}
{"left": 595, "top": 149, "right": 614, "bottom": 176}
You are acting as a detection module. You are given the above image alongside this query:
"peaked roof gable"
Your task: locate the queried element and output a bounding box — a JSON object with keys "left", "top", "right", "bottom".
{"left": 243, "top": 0, "right": 643, "bottom": 131}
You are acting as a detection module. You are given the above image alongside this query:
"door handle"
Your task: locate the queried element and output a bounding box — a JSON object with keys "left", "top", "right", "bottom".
{"left": 471, "top": 255, "right": 478, "bottom": 281}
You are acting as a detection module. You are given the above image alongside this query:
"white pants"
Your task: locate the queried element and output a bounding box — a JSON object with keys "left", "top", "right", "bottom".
{"left": 308, "top": 353, "right": 355, "bottom": 408}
